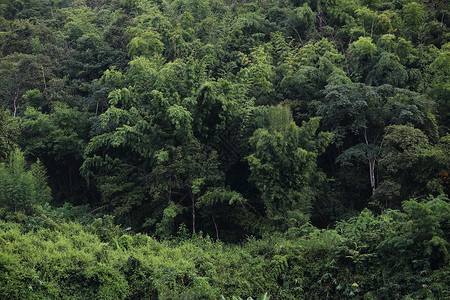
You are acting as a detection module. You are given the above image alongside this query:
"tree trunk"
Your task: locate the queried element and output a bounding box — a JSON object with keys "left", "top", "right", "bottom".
{"left": 212, "top": 216, "right": 219, "bottom": 240}
{"left": 190, "top": 190, "right": 196, "bottom": 234}
{"left": 13, "top": 87, "right": 19, "bottom": 118}
{"left": 369, "top": 158, "right": 376, "bottom": 195}
{"left": 364, "top": 128, "right": 378, "bottom": 195}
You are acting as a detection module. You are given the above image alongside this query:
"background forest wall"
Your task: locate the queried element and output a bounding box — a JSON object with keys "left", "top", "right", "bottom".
{"left": 0, "top": 0, "right": 449, "bottom": 297}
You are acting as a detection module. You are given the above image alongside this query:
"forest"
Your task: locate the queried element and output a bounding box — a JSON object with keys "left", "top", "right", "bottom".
{"left": 0, "top": 0, "right": 449, "bottom": 298}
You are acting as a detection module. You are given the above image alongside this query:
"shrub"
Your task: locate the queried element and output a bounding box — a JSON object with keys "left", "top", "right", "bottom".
{"left": 0, "top": 149, "right": 51, "bottom": 215}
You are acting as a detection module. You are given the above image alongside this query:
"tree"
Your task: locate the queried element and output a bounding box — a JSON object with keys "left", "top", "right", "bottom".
{"left": 318, "top": 83, "right": 438, "bottom": 205}
{"left": 246, "top": 105, "right": 332, "bottom": 226}
{"left": 0, "top": 148, "right": 51, "bottom": 213}
{"left": 347, "top": 37, "right": 377, "bottom": 82}
{"left": 286, "top": 3, "right": 316, "bottom": 40}
{"left": 426, "top": 43, "right": 450, "bottom": 132}
{"left": 81, "top": 55, "right": 237, "bottom": 229}
{"left": 402, "top": 2, "right": 426, "bottom": 43}
{"left": 237, "top": 46, "right": 275, "bottom": 105}
{"left": 0, "top": 109, "right": 19, "bottom": 161}
{"left": 149, "top": 139, "right": 223, "bottom": 236}
{"left": 376, "top": 125, "right": 449, "bottom": 205}
{"left": 127, "top": 29, "right": 164, "bottom": 58}
{"left": 193, "top": 79, "right": 247, "bottom": 143}
{"left": 19, "top": 106, "right": 93, "bottom": 204}
{"left": 0, "top": 54, "right": 53, "bottom": 116}
{"left": 366, "top": 52, "right": 408, "bottom": 88}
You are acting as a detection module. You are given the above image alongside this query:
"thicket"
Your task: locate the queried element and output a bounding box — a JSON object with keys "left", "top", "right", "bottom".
{"left": 0, "top": 195, "right": 448, "bottom": 299}
{"left": 0, "top": 0, "right": 449, "bottom": 298}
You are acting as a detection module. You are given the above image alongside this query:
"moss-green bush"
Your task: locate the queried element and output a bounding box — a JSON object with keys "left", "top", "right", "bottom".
{"left": 0, "top": 195, "right": 448, "bottom": 299}
{"left": 0, "top": 149, "right": 51, "bottom": 215}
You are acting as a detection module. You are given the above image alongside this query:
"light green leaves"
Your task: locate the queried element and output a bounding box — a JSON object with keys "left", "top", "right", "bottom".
{"left": 167, "top": 104, "right": 193, "bottom": 141}
{"left": 127, "top": 30, "right": 164, "bottom": 58}
{"left": 0, "top": 149, "right": 51, "bottom": 213}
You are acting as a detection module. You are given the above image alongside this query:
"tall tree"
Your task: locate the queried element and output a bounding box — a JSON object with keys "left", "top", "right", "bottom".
{"left": 0, "top": 109, "right": 19, "bottom": 161}
{"left": 246, "top": 105, "right": 332, "bottom": 227}
{"left": 376, "top": 125, "right": 449, "bottom": 206}
{"left": 318, "top": 83, "right": 438, "bottom": 205}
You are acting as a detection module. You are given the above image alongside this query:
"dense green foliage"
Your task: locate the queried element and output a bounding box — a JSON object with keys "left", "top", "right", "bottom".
{"left": 0, "top": 0, "right": 449, "bottom": 297}
{"left": 0, "top": 149, "right": 51, "bottom": 214}
{"left": 0, "top": 195, "right": 448, "bottom": 299}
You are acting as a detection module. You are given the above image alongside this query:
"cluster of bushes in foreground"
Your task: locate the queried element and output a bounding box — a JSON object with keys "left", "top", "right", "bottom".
{"left": 1, "top": 195, "right": 448, "bottom": 299}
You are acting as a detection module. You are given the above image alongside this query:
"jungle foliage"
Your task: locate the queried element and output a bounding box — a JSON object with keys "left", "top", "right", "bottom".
{"left": 0, "top": 195, "right": 448, "bottom": 299}
{"left": 0, "top": 0, "right": 449, "bottom": 298}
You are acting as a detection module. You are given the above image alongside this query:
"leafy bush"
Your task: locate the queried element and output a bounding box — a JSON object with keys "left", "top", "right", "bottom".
{"left": 0, "top": 196, "right": 448, "bottom": 299}
{"left": 0, "top": 149, "right": 51, "bottom": 215}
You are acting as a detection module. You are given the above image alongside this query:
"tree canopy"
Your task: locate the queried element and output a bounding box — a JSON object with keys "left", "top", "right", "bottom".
{"left": 0, "top": 0, "right": 449, "bottom": 297}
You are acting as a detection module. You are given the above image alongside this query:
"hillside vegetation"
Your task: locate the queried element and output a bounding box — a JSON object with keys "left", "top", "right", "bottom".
{"left": 0, "top": 0, "right": 449, "bottom": 298}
